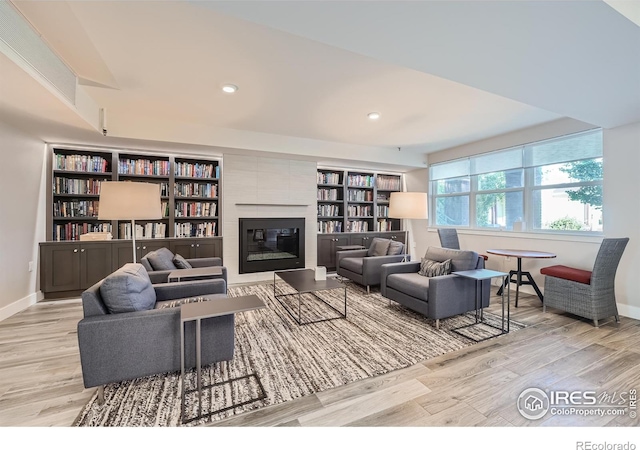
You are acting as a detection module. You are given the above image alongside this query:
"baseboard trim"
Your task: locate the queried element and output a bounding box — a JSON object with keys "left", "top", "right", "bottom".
{"left": 0, "top": 291, "right": 43, "bottom": 322}
{"left": 617, "top": 303, "right": 640, "bottom": 321}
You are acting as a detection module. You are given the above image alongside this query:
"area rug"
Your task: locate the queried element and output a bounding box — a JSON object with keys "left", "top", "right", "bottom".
{"left": 73, "top": 281, "right": 525, "bottom": 426}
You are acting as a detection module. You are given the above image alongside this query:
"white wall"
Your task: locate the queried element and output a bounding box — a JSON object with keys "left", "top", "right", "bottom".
{"left": 0, "top": 120, "right": 46, "bottom": 321}
{"left": 422, "top": 118, "right": 640, "bottom": 319}
{"left": 222, "top": 154, "right": 317, "bottom": 284}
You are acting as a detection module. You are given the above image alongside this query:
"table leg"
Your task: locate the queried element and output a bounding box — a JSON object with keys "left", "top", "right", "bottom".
{"left": 515, "top": 258, "right": 522, "bottom": 307}
{"left": 180, "top": 320, "right": 185, "bottom": 423}
{"left": 196, "top": 317, "right": 202, "bottom": 419}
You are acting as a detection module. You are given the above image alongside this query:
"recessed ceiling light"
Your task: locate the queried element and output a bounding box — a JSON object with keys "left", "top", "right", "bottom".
{"left": 367, "top": 112, "right": 381, "bottom": 120}
{"left": 222, "top": 84, "right": 238, "bottom": 94}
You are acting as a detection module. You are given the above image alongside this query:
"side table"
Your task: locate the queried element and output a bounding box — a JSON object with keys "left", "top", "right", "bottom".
{"left": 450, "top": 269, "right": 510, "bottom": 343}
{"left": 180, "top": 294, "right": 266, "bottom": 424}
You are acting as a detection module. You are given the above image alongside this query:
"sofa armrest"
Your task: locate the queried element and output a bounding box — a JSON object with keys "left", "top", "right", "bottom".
{"left": 336, "top": 249, "right": 369, "bottom": 268}
{"left": 428, "top": 274, "right": 489, "bottom": 320}
{"left": 362, "top": 254, "right": 409, "bottom": 286}
{"left": 153, "top": 278, "right": 227, "bottom": 301}
{"left": 187, "top": 257, "right": 222, "bottom": 268}
{"left": 380, "top": 261, "right": 420, "bottom": 296}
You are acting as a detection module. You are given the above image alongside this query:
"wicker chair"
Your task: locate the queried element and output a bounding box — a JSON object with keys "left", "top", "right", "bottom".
{"left": 540, "top": 238, "right": 629, "bottom": 327}
{"left": 437, "top": 228, "right": 488, "bottom": 261}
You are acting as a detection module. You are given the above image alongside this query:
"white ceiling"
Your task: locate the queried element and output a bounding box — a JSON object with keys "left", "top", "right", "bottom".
{"left": 1, "top": 1, "right": 639, "bottom": 170}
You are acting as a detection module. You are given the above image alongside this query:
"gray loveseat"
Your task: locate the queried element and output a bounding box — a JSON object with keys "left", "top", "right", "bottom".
{"left": 381, "top": 246, "right": 490, "bottom": 329}
{"left": 336, "top": 238, "right": 407, "bottom": 293}
{"left": 77, "top": 263, "right": 234, "bottom": 390}
{"left": 140, "top": 247, "right": 228, "bottom": 286}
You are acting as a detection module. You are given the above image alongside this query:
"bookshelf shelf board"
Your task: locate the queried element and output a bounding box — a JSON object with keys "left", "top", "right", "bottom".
{"left": 53, "top": 193, "right": 101, "bottom": 198}
{"left": 117, "top": 173, "right": 170, "bottom": 179}
{"left": 53, "top": 170, "right": 112, "bottom": 176}
{"left": 53, "top": 217, "right": 101, "bottom": 221}
{"left": 318, "top": 216, "right": 344, "bottom": 219}
{"left": 347, "top": 201, "right": 374, "bottom": 204}
{"left": 174, "top": 176, "right": 219, "bottom": 182}
{"left": 348, "top": 216, "right": 374, "bottom": 219}
{"left": 317, "top": 183, "right": 343, "bottom": 188}
{"left": 347, "top": 185, "right": 374, "bottom": 189}
{"left": 174, "top": 196, "right": 218, "bottom": 200}
{"left": 175, "top": 216, "right": 219, "bottom": 220}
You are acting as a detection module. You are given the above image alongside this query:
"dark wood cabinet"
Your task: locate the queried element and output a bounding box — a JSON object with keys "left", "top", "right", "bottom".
{"left": 40, "top": 237, "right": 223, "bottom": 298}
{"left": 317, "top": 234, "right": 350, "bottom": 271}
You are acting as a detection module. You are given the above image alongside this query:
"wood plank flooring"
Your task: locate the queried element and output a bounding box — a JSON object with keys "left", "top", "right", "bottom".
{"left": 1, "top": 288, "right": 639, "bottom": 428}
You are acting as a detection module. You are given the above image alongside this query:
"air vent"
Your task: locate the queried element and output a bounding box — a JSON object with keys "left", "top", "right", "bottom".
{"left": 0, "top": 1, "right": 76, "bottom": 104}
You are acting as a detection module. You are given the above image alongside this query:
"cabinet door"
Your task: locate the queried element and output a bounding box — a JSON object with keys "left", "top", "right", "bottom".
{"left": 80, "top": 243, "right": 113, "bottom": 289}
{"left": 138, "top": 239, "right": 169, "bottom": 258}
{"left": 317, "top": 234, "right": 349, "bottom": 270}
{"left": 194, "top": 238, "right": 222, "bottom": 258}
{"left": 350, "top": 233, "right": 374, "bottom": 249}
{"left": 170, "top": 240, "right": 196, "bottom": 259}
{"left": 41, "top": 244, "right": 81, "bottom": 293}
{"left": 112, "top": 241, "right": 134, "bottom": 270}
{"left": 377, "top": 231, "right": 406, "bottom": 244}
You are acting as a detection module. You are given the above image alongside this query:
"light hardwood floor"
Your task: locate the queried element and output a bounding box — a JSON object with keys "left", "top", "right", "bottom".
{"left": 1, "top": 287, "right": 639, "bottom": 427}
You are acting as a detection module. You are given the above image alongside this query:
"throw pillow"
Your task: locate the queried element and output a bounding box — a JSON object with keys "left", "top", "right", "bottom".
{"left": 99, "top": 263, "right": 156, "bottom": 313}
{"left": 173, "top": 253, "right": 192, "bottom": 269}
{"left": 156, "top": 296, "right": 208, "bottom": 309}
{"left": 146, "top": 247, "right": 177, "bottom": 270}
{"left": 387, "top": 240, "right": 404, "bottom": 256}
{"left": 418, "top": 258, "right": 452, "bottom": 277}
{"left": 367, "top": 238, "right": 391, "bottom": 257}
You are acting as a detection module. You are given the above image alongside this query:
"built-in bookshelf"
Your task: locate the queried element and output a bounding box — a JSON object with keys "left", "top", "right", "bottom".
{"left": 317, "top": 168, "right": 403, "bottom": 234}
{"left": 48, "top": 147, "right": 222, "bottom": 241}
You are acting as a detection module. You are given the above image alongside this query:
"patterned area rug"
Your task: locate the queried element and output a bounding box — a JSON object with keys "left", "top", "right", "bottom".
{"left": 73, "top": 281, "right": 525, "bottom": 426}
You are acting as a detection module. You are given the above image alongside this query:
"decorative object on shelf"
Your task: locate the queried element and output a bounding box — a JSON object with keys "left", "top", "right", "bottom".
{"left": 389, "top": 192, "right": 428, "bottom": 261}
{"left": 79, "top": 232, "right": 113, "bottom": 241}
{"left": 98, "top": 182, "right": 162, "bottom": 263}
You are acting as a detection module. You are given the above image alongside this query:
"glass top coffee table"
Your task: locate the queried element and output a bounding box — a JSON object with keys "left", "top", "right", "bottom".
{"left": 273, "top": 268, "right": 347, "bottom": 325}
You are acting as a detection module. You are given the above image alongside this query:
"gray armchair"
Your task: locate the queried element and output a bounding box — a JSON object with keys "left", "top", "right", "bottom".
{"left": 336, "top": 238, "right": 407, "bottom": 294}
{"left": 78, "top": 263, "right": 234, "bottom": 390}
{"left": 381, "top": 246, "right": 489, "bottom": 329}
{"left": 140, "top": 247, "right": 227, "bottom": 285}
{"left": 540, "top": 237, "right": 629, "bottom": 327}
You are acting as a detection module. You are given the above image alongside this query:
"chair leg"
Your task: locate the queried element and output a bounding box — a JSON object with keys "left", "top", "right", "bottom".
{"left": 366, "top": 285, "right": 370, "bottom": 295}
{"left": 435, "top": 319, "right": 440, "bottom": 330}
{"left": 615, "top": 315, "right": 620, "bottom": 323}
{"left": 593, "top": 319, "right": 599, "bottom": 328}
{"left": 543, "top": 304, "right": 546, "bottom": 313}
{"left": 97, "top": 385, "right": 105, "bottom": 405}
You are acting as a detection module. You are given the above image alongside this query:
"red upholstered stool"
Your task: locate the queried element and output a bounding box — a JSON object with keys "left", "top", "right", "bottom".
{"left": 540, "top": 265, "right": 592, "bottom": 285}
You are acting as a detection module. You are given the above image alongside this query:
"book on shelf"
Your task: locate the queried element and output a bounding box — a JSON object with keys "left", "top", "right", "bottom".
{"left": 175, "top": 161, "right": 217, "bottom": 178}
{"left": 54, "top": 222, "right": 112, "bottom": 241}
{"left": 118, "top": 158, "right": 170, "bottom": 176}
{"left": 174, "top": 182, "right": 217, "bottom": 198}
{"left": 119, "top": 222, "right": 166, "bottom": 239}
{"left": 347, "top": 174, "right": 374, "bottom": 187}
{"left": 54, "top": 200, "right": 99, "bottom": 217}
{"left": 317, "top": 172, "right": 341, "bottom": 185}
{"left": 317, "top": 204, "right": 341, "bottom": 217}
{"left": 318, "top": 188, "right": 340, "bottom": 201}
{"left": 53, "top": 177, "right": 103, "bottom": 195}
{"left": 175, "top": 201, "right": 217, "bottom": 217}
{"left": 317, "top": 220, "right": 343, "bottom": 233}
{"left": 347, "top": 205, "right": 372, "bottom": 217}
{"left": 376, "top": 175, "right": 401, "bottom": 191}
{"left": 175, "top": 221, "right": 216, "bottom": 238}
{"left": 347, "top": 189, "right": 373, "bottom": 202}
{"left": 377, "top": 219, "right": 393, "bottom": 232}
{"left": 55, "top": 154, "right": 108, "bottom": 173}
{"left": 346, "top": 220, "right": 370, "bottom": 233}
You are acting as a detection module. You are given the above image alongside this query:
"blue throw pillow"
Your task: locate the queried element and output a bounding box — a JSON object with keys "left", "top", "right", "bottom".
{"left": 146, "top": 247, "right": 177, "bottom": 270}
{"left": 99, "top": 263, "right": 156, "bottom": 313}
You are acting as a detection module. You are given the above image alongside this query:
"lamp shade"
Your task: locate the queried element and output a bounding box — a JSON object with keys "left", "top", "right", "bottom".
{"left": 388, "top": 192, "right": 428, "bottom": 219}
{"left": 98, "top": 181, "right": 162, "bottom": 220}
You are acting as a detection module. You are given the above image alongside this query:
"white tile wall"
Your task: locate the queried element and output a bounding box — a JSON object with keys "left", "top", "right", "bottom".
{"left": 223, "top": 154, "right": 317, "bottom": 284}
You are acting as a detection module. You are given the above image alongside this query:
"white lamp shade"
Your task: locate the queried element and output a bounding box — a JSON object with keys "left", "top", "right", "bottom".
{"left": 98, "top": 181, "right": 162, "bottom": 220}
{"left": 388, "top": 192, "right": 428, "bottom": 219}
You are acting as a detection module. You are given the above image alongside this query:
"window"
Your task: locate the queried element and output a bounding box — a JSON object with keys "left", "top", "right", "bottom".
{"left": 429, "top": 129, "right": 603, "bottom": 233}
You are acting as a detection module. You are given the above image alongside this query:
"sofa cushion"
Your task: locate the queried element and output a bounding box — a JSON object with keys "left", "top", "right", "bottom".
{"left": 424, "top": 247, "right": 479, "bottom": 272}
{"left": 387, "top": 273, "right": 430, "bottom": 302}
{"left": 99, "top": 263, "right": 156, "bottom": 314}
{"left": 541, "top": 265, "right": 592, "bottom": 285}
{"left": 387, "top": 240, "right": 404, "bottom": 256}
{"left": 155, "top": 296, "right": 208, "bottom": 309}
{"left": 418, "top": 258, "right": 452, "bottom": 277}
{"left": 146, "top": 247, "right": 177, "bottom": 271}
{"left": 340, "top": 257, "right": 364, "bottom": 275}
{"left": 173, "top": 253, "right": 193, "bottom": 269}
{"left": 367, "top": 238, "right": 391, "bottom": 257}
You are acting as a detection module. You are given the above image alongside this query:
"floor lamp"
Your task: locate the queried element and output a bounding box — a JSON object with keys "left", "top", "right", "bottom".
{"left": 389, "top": 192, "right": 429, "bottom": 262}
{"left": 99, "top": 182, "right": 162, "bottom": 263}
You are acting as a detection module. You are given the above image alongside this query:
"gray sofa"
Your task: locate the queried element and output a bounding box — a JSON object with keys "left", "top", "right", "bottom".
{"left": 77, "top": 263, "right": 234, "bottom": 389}
{"left": 336, "top": 238, "right": 407, "bottom": 293}
{"left": 140, "top": 247, "right": 228, "bottom": 285}
{"left": 381, "top": 246, "right": 490, "bottom": 329}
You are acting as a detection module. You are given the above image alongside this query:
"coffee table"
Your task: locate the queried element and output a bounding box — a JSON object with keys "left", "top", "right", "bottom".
{"left": 168, "top": 266, "right": 223, "bottom": 282}
{"left": 273, "top": 268, "right": 347, "bottom": 325}
{"left": 180, "top": 294, "right": 266, "bottom": 424}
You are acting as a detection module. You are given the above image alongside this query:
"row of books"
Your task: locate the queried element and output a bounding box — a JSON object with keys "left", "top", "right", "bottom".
{"left": 317, "top": 172, "right": 341, "bottom": 185}
{"left": 347, "top": 205, "right": 372, "bottom": 217}
{"left": 53, "top": 222, "right": 112, "bottom": 241}
{"left": 174, "top": 182, "right": 218, "bottom": 198}
{"left": 175, "top": 202, "right": 217, "bottom": 217}
{"left": 55, "top": 154, "right": 109, "bottom": 173}
{"left": 317, "top": 188, "right": 341, "bottom": 201}
{"left": 376, "top": 219, "right": 394, "bottom": 232}
{"left": 53, "top": 177, "right": 103, "bottom": 195}
{"left": 377, "top": 193, "right": 390, "bottom": 202}
{"left": 317, "top": 204, "right": 341, "bottom": 217}
{"left": 347, "top": 189, "right": 374, "bottom": 202}
{"left": 346, "top": 220, "right": 370, "bottom": 232}
{"left": 317, "top": 220, "right": 343, "bottom": 233}
{"left": 347, "top": 174, "right": 374, "bottom": 187}
{"left": 376, "top": 175, "right": 401, "bottom": 191}
{"left": 175, "top": 162, "right": 219, "bottom": 179}
{"left": 118, "top": 158, "right": 170, "bottom": 176}
{"left": 175, "top": 222, "right": 217, "bottom": 238}
{"left": 54, "top": 200, "right": 99, "bottom": 218}
{"left": 377, "top": 205, "right": 390, "bottom": 217}
{"left": 119, "top": 222, "right": 167, "bottom": 239}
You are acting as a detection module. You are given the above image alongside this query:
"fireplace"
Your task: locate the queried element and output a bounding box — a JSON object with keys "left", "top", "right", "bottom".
{"left": 239, "top": 218, "right": 305, "bottom": 274}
